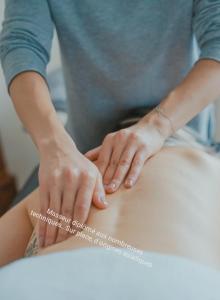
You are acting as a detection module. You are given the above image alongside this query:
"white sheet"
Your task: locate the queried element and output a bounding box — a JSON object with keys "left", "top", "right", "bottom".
{"left": 0, "top": 248, "right": 220, "bottom": 299}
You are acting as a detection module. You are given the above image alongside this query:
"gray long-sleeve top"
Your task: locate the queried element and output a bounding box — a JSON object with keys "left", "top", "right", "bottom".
{"left": 1, "top": 0, "right": 220, "bottom": 152}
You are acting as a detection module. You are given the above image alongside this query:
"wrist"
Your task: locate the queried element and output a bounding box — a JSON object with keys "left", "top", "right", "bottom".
{"left": 36, "top": 115, "right": 76, "bottom": 155}
{"left": 38, "top": 131, "right": 77, "bottom": 158}
{"left": 140, "top": 106, "right": 174, "bottom": 139}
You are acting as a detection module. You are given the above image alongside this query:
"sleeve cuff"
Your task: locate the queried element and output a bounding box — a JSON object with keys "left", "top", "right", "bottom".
{"left": 199, "top": 43, "right": 220, "bottom": 63}
{"left": 1, "top": 47, "right": 47, "bottom": 89}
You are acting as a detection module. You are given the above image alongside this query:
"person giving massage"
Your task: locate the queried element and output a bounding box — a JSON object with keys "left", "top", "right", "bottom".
{"left": 1, "top": 0, "right": 220, "bottom": 250}
{"left": 0, "top": 107, "right": 220, "bottom": 269}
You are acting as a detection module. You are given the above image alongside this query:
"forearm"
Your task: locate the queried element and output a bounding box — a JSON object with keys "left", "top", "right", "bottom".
{"left": 9, "top": 72, "right": 70, "bottom": 152}
{"left": 160, "top": 59, "right": 220, "bottom": 132}
{"left": 144, "top": 59, "right": 220, "bottom": 137}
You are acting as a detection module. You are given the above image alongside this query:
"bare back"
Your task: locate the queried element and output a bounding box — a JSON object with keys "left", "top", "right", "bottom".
{"left": 25, "top": 146, "right": 220, "bottom": 269}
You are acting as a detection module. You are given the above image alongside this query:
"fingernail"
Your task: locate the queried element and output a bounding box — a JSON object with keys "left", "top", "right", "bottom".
{"left": 125, "top": 178, "right": 133, "bottom": 187}
{"left": 99, "top": 195, "right": 108, "bottom": 206}
{"left": 107, "top": 181, "right": 117, "bottom": 191}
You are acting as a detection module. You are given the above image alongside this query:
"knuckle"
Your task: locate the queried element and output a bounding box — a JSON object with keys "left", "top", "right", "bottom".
{"left": 75, "top": 202, "right": 88, "bottom": 216}
{"left": 62, "top": 207, "right": 71, "bottom": 216}
{"left": 116, "top": 129, "right": 127, "bottom": 140}
{"left": 119, "top": 157, "right": 130, "bottom": 166}
{"left": 105, "top": 133, "right": 114, "bottom": 142}
{"left": 63, "top": 167, "right": 78, "bottom": 180}
{"left": 110, "top": 159, "right": 117, "bottom": 167}
{"left": 80, "top": 169, "right": 88, "bottom": 178}
{"left": 129, "top": 132, "right": 139, "bottom": 141}
{"left": 82, "top": 170, "right": 95, "bottom": 181}
{"left": 50, "top": 170, "right": 61, "bottom": 186}
{"left": 141, "top": 144, "right": 148, "bottom": 152}
{"left": 133, "top": 159, "right": 143, "bottom": 168}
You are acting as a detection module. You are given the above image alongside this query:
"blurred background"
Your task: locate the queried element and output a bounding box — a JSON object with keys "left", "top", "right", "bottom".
{"left": 0, "top": 1, "right": 220, "bottom": 191}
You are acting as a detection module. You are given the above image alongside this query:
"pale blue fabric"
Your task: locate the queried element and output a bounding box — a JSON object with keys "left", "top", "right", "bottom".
{"left": 0, "top": 248, "right": 220, "bottom": 299}
{"left": 1, "top": 1, "right": 220, "bottom": 152}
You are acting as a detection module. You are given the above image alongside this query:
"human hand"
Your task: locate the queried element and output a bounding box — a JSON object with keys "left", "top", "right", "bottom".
{"left": 85, "top": 113, "right": 169, "bottom": 194}
{"left": 38, "top": 131, "right": 107, "bottom": 248}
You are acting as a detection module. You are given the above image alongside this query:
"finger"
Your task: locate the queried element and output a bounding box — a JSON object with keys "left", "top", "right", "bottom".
{"left": 124, "top": 146, "right": 148, "bottom": 188}
{"left": 56, "top": 169, "right": 78, "bottom": 243}
{"left": 38, "top": 185, "right": 49, "bottom": 248}
{"left": 92, "top": 173, "right": 108, "bottom": 209}
{"left": 103, "top": 133, "right": 128, "bottom": 191}
{"left": 85, "top": 146, "right": 101, "bottom": 161}
{"left": 73, "top": 172, "right": 96, "bottom": 225}
{"left": 108, "top": 143, "right": 137, "bottom": 193}
{"left": 96, "top": 134, "right": 114, "bottom": 175}
{"left": 44, "top": 186, "right": 62, "bottom": 247}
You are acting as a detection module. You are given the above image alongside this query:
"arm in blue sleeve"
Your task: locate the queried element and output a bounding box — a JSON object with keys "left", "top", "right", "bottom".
{"left": 0, "top": 0, "right": 54, "bottom": 88}
{"left": 193, "top": 0, "right": 220, "bottom": 62}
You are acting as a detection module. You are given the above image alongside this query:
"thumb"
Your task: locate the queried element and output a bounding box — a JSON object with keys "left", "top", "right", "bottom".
{"left": 92, "top": 174, "right": 108, "bottom": 209}
{"left": 85, "top": 146, "right": 101, "bottom": 161}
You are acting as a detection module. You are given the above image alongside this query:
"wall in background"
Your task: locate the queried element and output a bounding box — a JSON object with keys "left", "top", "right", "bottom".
{"left": 0, "top": 2, "right": 220, "bottom": 190}
{"left": 216, "top": 102, "right": 220, "bottom": 140}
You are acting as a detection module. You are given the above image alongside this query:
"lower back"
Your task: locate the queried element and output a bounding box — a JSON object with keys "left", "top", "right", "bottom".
{"left": 37, "top": 146, "right": 220, "bottom": 269}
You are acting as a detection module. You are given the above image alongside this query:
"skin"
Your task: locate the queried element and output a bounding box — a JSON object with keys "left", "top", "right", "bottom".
{"left": 86, "top": 59, "right": 220, "bottom": 194}
{"left": 0, "top": 142, "right": 220, "bottom": 269}
{"left": 85, "top": 114, "right": 166, "bottom": 193}
{"left": 9, "top": 57, "right": 220, "bottom": 249}
{"left": 9, "top": 72, "right": 108, "bottom": 249}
